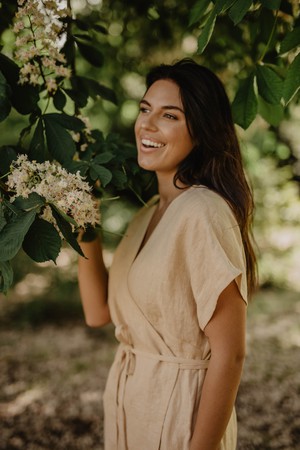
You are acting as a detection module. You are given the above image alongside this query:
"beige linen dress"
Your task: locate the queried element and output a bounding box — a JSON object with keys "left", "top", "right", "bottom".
{"left": 103, "top": 185, "right": 247, "bottom": 450}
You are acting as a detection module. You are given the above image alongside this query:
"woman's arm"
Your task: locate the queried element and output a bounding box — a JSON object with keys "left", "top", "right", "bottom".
{"left": 190, "top": 281, "right": 247, "bottom": 450}
{"left": 77, "top": 236, "right": 111, "bottom": 327}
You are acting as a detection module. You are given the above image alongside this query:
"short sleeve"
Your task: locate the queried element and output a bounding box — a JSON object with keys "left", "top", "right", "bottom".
{"left": 184, "top": 197, "right": 248, "bottom": 331}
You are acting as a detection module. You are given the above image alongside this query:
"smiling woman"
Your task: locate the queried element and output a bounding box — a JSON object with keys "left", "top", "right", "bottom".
{"left": 77, "top": 58, "right": 257, "bottom": 450}
{"left": 135, "top": 79, "right": 194, "bottom": 179}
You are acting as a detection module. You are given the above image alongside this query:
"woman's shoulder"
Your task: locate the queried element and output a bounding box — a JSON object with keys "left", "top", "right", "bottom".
{"left": 185, "top": 185, "right": 227, "bottom": 204}
{"left": 180, "top": 186, "right": 234, "bottom": 218}
{"left": 171, "top": 186, "right": 239, "bottom": 239}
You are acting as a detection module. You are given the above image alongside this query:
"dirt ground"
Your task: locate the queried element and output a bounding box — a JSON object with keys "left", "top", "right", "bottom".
{"left": 0, "top": 288, "right": 299, "bottom": 450}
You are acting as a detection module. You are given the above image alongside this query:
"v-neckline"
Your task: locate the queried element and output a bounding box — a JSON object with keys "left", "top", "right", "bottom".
{"left": 133, "top": 187, "right": 193, "bottom": 263}
{"left": 132, "top": 201, "right": 158, "bottom": 263}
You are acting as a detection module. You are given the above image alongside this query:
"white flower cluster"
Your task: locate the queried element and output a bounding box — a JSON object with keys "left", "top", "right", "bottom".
{"left": 13, "top": 0, "right": 71, "bottom": 92}
{"left": 7, "top": 155, "right": 100, "bottom": 231}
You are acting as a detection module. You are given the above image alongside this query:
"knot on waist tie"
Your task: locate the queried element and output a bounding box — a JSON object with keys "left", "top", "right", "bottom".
{"left": 119, "top": 344, "right": 210, "bottom": 376}
{"left": 120, "top": 345, "right": 136, "bottom": 376}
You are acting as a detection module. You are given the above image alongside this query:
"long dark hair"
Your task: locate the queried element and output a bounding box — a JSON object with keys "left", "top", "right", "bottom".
{"left": 146, "top": 58, "right": 257, "bottom": 295}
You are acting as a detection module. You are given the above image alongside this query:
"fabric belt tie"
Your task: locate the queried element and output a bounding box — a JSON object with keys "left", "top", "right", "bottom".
{"left": 115, "top": 344, "right": 210, "bottom": 449}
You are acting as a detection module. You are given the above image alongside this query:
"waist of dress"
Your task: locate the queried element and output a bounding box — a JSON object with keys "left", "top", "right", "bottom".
{"left": 113, "top": 344, "right": 209, "bottom": 449}
{"left": 118, "top": 343, "right": 210, "bottom": 373}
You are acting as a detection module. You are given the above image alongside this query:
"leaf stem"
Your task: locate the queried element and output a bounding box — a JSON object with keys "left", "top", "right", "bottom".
{"left": 0, "top": 172, "right": 11, "bottom": 180}
{"left": 42, "top": 96, "right": 51, "bottom": 115}
{"left": 128, "top": 183, "right": 147, "bottom": 206}
{"left": 102, "top": 228, "right": 125, "bottom": 238}
{"left": 258, "top": 8, "right": 280, "bottom": 63}
{"left": 101, "top": 195, "right": 120, "bottom": 202}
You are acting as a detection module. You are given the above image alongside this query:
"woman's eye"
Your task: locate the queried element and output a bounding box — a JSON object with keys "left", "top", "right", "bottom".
{"left": 139, "top": 107, "right": 150, "bottom": 113}
{"left": 164, "top": 113, "right": 177, "bottom": 120}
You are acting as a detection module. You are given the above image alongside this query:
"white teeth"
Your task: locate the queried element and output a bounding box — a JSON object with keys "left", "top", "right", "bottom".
{"left": 141, "top": 139, "right": 164, "bottom": 148}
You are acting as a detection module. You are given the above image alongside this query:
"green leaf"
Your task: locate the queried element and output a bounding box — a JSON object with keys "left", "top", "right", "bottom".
{"left": 2, "top": 198, "right": 21, "bottom": 217}
{"left": 74, "top": 18, "right": 89, "bottom": 31}
{"left": 64, "top": 160, "right": 89, "bottom": 176}
{"left": 0, "top": 200, "right": 6, "bottom": 232}
{"left": 89, "top": 164, "right": 112, "bottom": 187}
{"left": 50, "top": 206, "right": 85, "bottom": 257}
{"left": 92, "top": 82, "right": 118, "bottom": 104}
{"left": 29, "top": 118, "right": 47, "bottom": 162}
{"left": 0, "top": 261, "right": 13, "bottom": 294}
{"left": 256, "top": 64, "right": 283, "bottom": 104}
{"left": 280, "top": 27, "right": 300, "bottom": 54}
{"left": 214, "top": 0, "right": 237, "bottom": 14}
{"left": 112, "top": 169, "right": 127, "bottom": 189}
{"left": 22, "top": 218, "right": 61, "bottom": 263}
{"left": 76, "top": 41, "right": 104, "bottom": 67}
{"left": 197, "top": 12, "right": 217, "bottom": 54}
{"left": 75, "top": 76, "right": 118, "bottom": 105}
{"left": 232, "top": 73, "right": 257, "bottom": 129}
{"left": 92, "top": 23, "right": 108, "bottom": 34}
{"left": 283, "top": 53, "right": 300, "bottom": 104}
{"left": 261, "top": 63, "right": 286, "bottom": 79}
{"left": 257, "top": 95, "right": 284, "bottom": 126}
{"left": 0, "top": 210, "right": 36, "bottom": 261}
{"left": 50, "top": 203, "right": 78, "bottom": 227}
{"left": 60, "top": 38, "right": 76, "bottom": 66}
{"left": 0, "top": 146, "right": 17, "bottom": 176}
{"left": 0, "top": 70, "right": 11, "bottom": 121}
{"left": 93, "top": 152, "right": 115, "bottom": 164}
{"left": 196, "top": 0, "right": 236, "bottom": 54}
{"left": 29, "top": 108, "right": 42, "bottom": 125}
{"left": 64, "top": 87, "right": 88, "bottom": 108}
{"left": 255, "top": 8, "right": 275, "bottom": 45}
{"left": 44, "top": 113, "right": 85, "bottom": 131}
{"left": 260, "top": 0, "right": 281, "bottom": 9}
{"left": 53, "top": 89, "right": 67, "bottom": 111}
{"left": 0, "top": 53, "right": 19, "bottom": 84}
{"left": 73, "top": 33, "right": 93, "bottom": 42}
{"left": 228, "top": 0, "right": 253, "bottom": 25}
{"left": 12, "top": 84, "right": 40, "bottom": 115}
{"left": 188, "top": 0, "right": 212, "bottom": 26}
{"left": 13, "top": 192, "right": 45, "bottom": 212}
{"left": 43, "top": 116, "right": 76, "bottom": 164}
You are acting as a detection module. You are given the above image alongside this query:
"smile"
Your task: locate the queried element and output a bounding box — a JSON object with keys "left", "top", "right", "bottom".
{"left": 141, "top": 139, "right": 165, "bottom": 148}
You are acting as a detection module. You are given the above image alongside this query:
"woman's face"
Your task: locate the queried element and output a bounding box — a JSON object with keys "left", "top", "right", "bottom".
{"left": 134, "top": 79, "right": 194, "bottom": 178}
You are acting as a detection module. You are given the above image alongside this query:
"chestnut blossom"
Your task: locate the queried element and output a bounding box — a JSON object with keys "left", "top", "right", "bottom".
{"left": 46, "top": 78, "right": 58, "bottom": 93}
{"left": 13, "top": 0, "right": 71, "bottom": 92}
{"left": 7, "top": 155, "right": 100, "bottom": 231}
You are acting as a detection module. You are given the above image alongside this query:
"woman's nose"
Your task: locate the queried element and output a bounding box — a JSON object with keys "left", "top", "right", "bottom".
{"left": 140, "top": 114, "right": 158, "bottom": 131}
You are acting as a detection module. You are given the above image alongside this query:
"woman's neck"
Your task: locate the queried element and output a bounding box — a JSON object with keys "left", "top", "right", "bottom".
{"left": 156, "top": 172, "right": 189, "bottom": 209}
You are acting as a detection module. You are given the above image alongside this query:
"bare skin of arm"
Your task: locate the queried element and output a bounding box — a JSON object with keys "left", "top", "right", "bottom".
{"left": 77, "top": 236, "right": 111, "bottom": 327}
{"left": 189, "top": 281, "right": 247, "bottom": 450}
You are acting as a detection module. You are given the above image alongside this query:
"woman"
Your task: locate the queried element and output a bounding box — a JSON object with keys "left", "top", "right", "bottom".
{"left": 78, "top": 58, "right": 257, "bottom": 450}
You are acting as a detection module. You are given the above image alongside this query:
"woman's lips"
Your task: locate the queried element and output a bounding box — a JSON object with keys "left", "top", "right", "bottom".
{"left": 140, "top": 138, "right": 166, "bottom": 152}
{"left": 141, "top": 138, "right": 165, "bottom": 148}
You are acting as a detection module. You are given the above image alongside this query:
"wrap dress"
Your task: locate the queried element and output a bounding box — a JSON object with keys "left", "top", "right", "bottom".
{"left": 103, "top": 185, "right": 248, "bottom": 450}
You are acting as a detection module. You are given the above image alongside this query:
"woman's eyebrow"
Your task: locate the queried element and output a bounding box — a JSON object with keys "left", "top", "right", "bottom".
{"left": 140, "top": 99, "right": 184, "bottom": 114}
